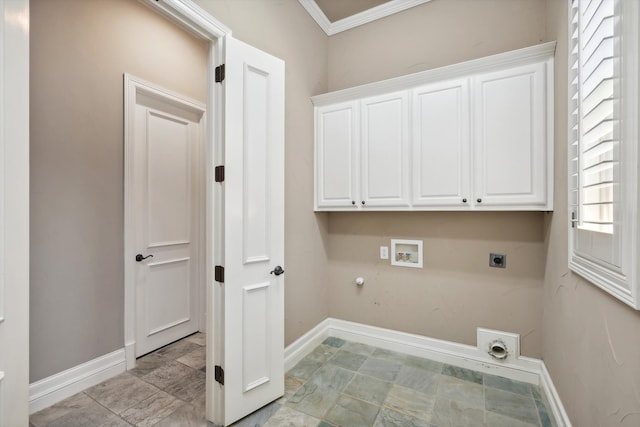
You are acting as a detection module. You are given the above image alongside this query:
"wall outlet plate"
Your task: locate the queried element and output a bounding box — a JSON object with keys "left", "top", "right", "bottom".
{"left": 477, "top": 328, "right": 520, "bottom": 362}
{"left": 490, "top": 253, "right": 506, "bottom": 268}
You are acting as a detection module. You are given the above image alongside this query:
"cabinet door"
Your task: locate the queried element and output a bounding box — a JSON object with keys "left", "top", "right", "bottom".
{"left": 412, "top": 79, "right": 470, "bottom": 207}
{"left": 360, "top": 91, "right": 410, "bottom": 207}
{"left": 473, "top": 62, "right": 547, "bottom": 208}
{"left": 315, "top": 102, "right": 359, "bottom": 209}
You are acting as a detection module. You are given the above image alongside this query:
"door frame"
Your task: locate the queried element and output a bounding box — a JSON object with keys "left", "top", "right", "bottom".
{"left": 123, "top": 72, "right": 207, "bottom": 360}
{"left": 125, "top": 0, "right": 231, "bottom": 423}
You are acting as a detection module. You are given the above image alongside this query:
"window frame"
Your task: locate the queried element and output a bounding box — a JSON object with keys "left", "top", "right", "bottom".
{"left": 568, "top": 0, "right": 640, "bottom": 309}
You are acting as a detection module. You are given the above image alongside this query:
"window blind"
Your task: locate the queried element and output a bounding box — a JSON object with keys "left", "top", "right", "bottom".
{"left": 570, "top": 0, "right": 618, "bottom": 234}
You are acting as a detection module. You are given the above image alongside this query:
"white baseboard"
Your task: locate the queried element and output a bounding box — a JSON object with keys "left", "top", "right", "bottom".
{"left": 29, "top": 349, "right": 126, "bottom": 414}
{"left": 539, "top": 362, "right": 572, "bottom": 427}
{"left": 284, "top": 317, "right": 571, "bottom": 427}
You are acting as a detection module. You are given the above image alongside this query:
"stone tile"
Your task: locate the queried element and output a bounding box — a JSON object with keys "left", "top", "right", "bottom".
{"left": 341, "top": 342, "right": 377, "bottom": 357}
{"left": 232, "top": 402, "right": 281, "bottom": 427}
{"left": 44, "top": 399, "right": 125, "bottom": 427}
{"left": 323, "top": 337, "right": 346, "bottom": 348}
{"left": 485, "top": 387, "right": 539, "bottom": 425}
{"left": 436, "top": 375, "right": 484, "bottom": 409}
{"left": 374, "top": 407, "right": 431, "bottom": 427}
{"left": 155, "top": 340, "right": 202, "bottom": 361}
{"left": 318, "top": 422, "right": 337, "bottom": 427}
{"left": 485, "top": 411, "right": 538, "bottom": 427}
{"left": 371, "top": 348, "right": 408, "bottom": 364}
{"left": 359, "top": 357, "right": 403, "bottom": 382}
{"left": 395, "top": 366, "right": 439, "bottom": 395}
{"left": 325, "top": 395, "right": 380, "bottom": 427}
{"left": 483, "top": 374, "right": 532, "bottom": 397}
{"left": 142, "top": 360, "right": 198, "bottom": 390}
{"left": 30, "top": 392, "right": 95, "bottom": 426}
{"left": 403, "top": 355, "right": 443, "bottom": 373}
{"left": 383, "top": 385, "right": 435, "bottom": 421}
{"left": 287, "top": 358, "right": 323, "bottom": 381}
{"left": 531, "top": 387, "right": 556, "bottom": 427}
{"left": 120, "top": 390, "right": 186, "bottom": 427}
{"left": 304, "top": 344, "right": 339, "bottom": 364}
{"left": 276, "top": 375, "right": 305, "bottom": 404}
{"left": 84, "top": 372, "right": 159, "bottom": 414}
{"left": 308, "top": 364, "right": 354, "bottom": 392}
{"left": 262, "top": 405, "right": 321, "bottom": 427}
{"left": 441, "top": 365, "right": 483, "bottom": 385}
{"left": 164, "top": 368, "right": 206, "bottom": 404}
{"left": 185, "top": 332, "right": 206, "bottom": 346}
{"left": 153, "top": 401, "right": 209, "bottom": 427}
{"left": 177, "top": 346, "right": 207, "bottom": 370}
{"left": 430, "top": 397, "right": 485, "bottom": 427}
{"left": 328, "top": 349, "right": 368, "bottom": 371}
{"left": 130, "top": 352, "right": 170, "bottom": 377}
{"left": 287, "top": 383, "right": 339, "bottom": 419}
{"left": 343, "top": 373, "right": 393, "bottom": 406}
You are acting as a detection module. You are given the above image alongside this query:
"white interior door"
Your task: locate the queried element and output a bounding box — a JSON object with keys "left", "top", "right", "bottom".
{"left": 218, "top": 36, "right": 285, "bottom": 426}
{"left": 128, "top": 76, "right": 206, "bottom": 357}
{"left": 0, "top": 0, "right": 30, "bottom": 424}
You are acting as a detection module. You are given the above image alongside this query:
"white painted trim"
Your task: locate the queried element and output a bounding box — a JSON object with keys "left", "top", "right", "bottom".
{"left": 312, "top": 42, "right": 556, "bottom": 106}
{"left": 140, "top": 2, "right": 230, "bottom": 425}
{"left": 123, "top": 73, "right": 206, "bottom": 368}
{"left": 0, "top": 371, "right": 4, "bottom": 424}
{"left": 284, "top": 318, "right": 571, "bottom": 427}
{"left": 298, "top": 0, "right": 432, "bottom": 36}
{"left": 29, "top": 349, "right": 126, "bottom": 415}
{"left": 539, "top": 362, "right": 573, "bottom": 427}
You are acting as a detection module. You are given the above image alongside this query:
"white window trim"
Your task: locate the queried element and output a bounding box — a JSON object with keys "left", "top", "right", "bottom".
{"left": 568, "top": 0, "right": 640, "bottom": 309}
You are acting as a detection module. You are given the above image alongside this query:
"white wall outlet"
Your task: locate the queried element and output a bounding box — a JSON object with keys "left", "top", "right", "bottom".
{"left": 477, "top": 328, "right": 520, "bottom": 362}
{"left": 380, "top": 246, "right": 389, "bottom": 260}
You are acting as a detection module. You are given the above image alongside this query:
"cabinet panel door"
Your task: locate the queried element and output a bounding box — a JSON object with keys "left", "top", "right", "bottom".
{"left": 361, "top": 92, "right": 410, "bottom": 207}
{"left": 412, "top": 79, "right": 470, "bottom": 207}
{"left": 315, "top": 102, "right": 358, "bottom": 209}
{"left": 473, "top": 62, "right": 547, "bottom": 207}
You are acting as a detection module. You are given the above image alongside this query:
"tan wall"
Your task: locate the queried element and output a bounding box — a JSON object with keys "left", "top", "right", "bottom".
{"left": 326, "top": 0, "right": 550, "bottom": 357}
{"left": 543, "top": 1, "right": 640, "bottom": 425}
{"left": 194, "top": 0, "right": 331, "bottom": 345}
{"left": 30, "top": 0, "right": 208, "bottom": 382}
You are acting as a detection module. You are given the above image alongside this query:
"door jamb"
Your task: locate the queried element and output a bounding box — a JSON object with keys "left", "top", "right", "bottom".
{"left": 125, "top": 0, "right": 230, "bottom": 423}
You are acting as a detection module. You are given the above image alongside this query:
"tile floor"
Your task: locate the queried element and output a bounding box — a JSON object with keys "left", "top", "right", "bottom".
{"left": 30, "top": 334, "right": 556, "bottom": 427}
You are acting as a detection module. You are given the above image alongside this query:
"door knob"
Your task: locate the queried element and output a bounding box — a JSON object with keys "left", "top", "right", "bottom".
{"left": 270, "top": 266, "right": 284, "bottom": 276}
{"left": 135, "top": 254, "right": 154, "bottom": 262}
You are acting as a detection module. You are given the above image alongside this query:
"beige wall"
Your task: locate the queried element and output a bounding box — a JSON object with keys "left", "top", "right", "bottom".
{"left": 30, "top": 0, "right": 208, "bottom": 382}
{"left": 325, "top": 0, "right": 550, "bottom": 357}
{"left": 543, "top": 1, "right": 640, "bottom": 425}
{"left": 194, "top": 0, "right": 331, "bottom": 345}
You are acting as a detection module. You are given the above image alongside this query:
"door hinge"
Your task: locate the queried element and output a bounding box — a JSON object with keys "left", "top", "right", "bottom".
{"left": 570, "top": 211, "right": 578, "bottom": 228}
{"left": 214, "top": 365, "right": 224, "bottom": 385}
{"left": 215, "top": 64, "right": 225, "bottom": 83}
{"left": 215, "top": 165, "right": 225, "bottom": 182}
{"left": 215, "top": 265, "right": 224, "bottom": 283}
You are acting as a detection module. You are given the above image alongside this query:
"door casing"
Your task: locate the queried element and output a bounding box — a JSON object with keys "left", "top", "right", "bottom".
{"left": 124, "top": 73, "right": 206, "bottom": 359}
{"left": 125, "top": 1, "right": 231, "bottom": 423}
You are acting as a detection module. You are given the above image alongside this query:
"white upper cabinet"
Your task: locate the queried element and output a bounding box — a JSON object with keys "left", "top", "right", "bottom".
{"left": 473, "top": 62, "right": 548, "bottom": 208}
{"left": 361, "top": 92, "right": 410, "bottom": 207}
{"left": 315, "top": 101, "right": 359, "bottom": 209}
{"left": 313, "top": 42, "right": 555, "bottom": 211}
{"left": 412, "top": 79, "right": 471, "bottom": 208}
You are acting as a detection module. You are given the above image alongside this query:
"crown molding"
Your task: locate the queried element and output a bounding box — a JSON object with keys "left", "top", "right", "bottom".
{"left": 298, "top": 0, "right": 433, "bottom": 36}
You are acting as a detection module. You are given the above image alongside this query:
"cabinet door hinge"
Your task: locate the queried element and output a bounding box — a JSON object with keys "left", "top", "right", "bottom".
{"left": 215, "top": 165, "right": 225, "bottom": 182}
{"left": 215, "top": 265, "right": 224, "bottom": 283}
{"left": 214, "top": 365, "right": 224, "bottom": 385}
{"left": 215, "top": 64, "right": 225, "bottom": 83}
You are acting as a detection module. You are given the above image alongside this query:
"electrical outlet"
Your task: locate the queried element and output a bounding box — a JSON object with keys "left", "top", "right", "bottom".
{"left": 490, "top": 253, "right": 506, "bottom": 268}
{"left": 380, "top": 246, "right": 389, "bottom": 260}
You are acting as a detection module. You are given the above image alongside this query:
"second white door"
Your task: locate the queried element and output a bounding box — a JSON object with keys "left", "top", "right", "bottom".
{"left": 129, "top": 75, "right": 206, "bottom": 357}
